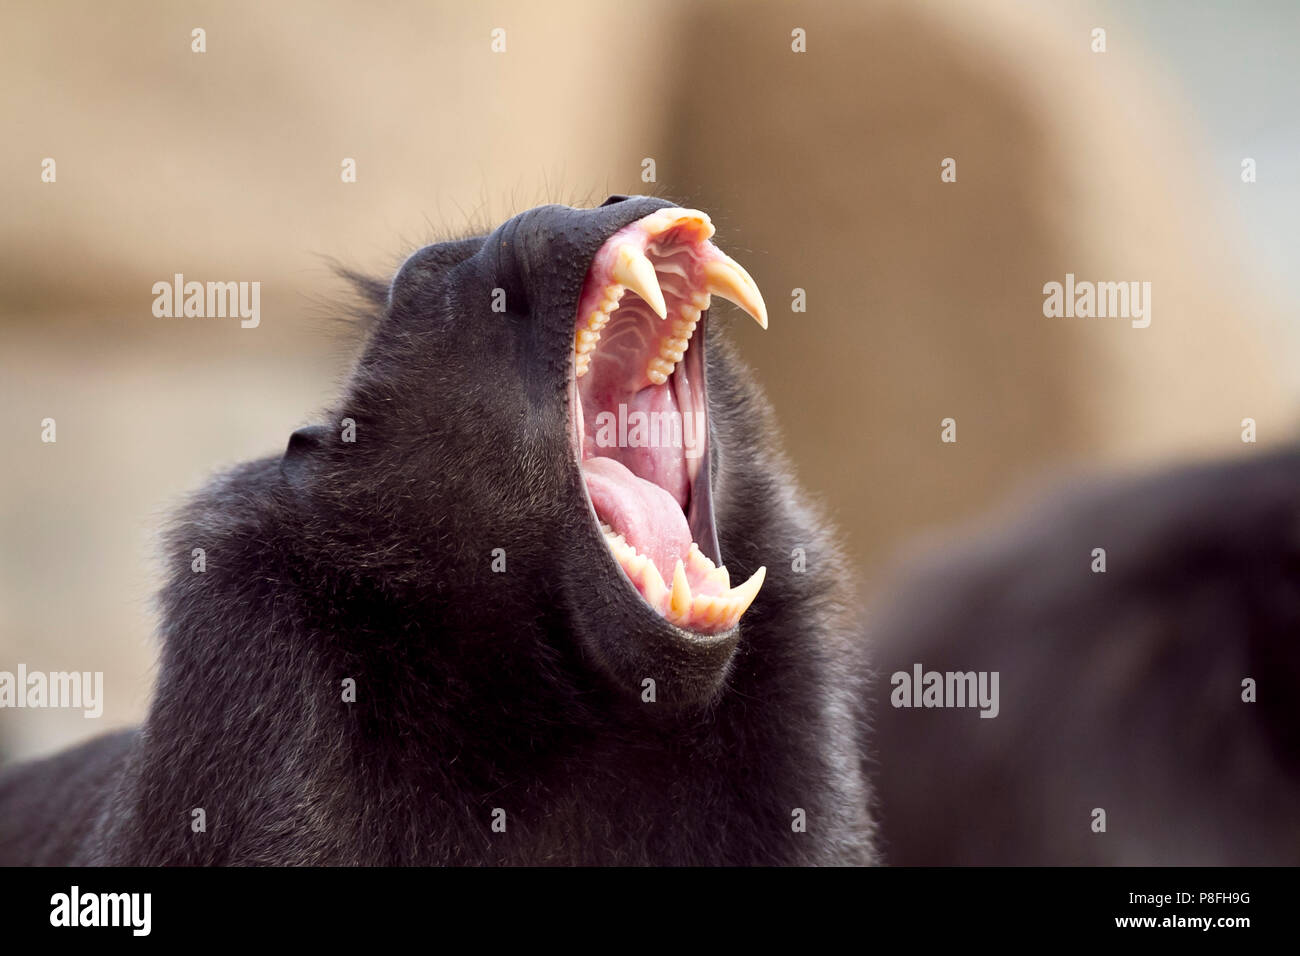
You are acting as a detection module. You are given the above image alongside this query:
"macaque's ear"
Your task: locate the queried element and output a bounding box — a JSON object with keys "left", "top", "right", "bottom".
{"left": 280, "top": 425, "right": 331, "bottom": 487}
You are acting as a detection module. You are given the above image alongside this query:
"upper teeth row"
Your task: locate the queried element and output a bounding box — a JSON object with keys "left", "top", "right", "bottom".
{"left": 574, "top": 281, "right": 709, "bottom": 384}
{"left": 574, "top": 237, "right": 769, "bottom": 383}
{"left": 573, "top": 285, "right": 622, "bottom": 378}
{"left": 646, "top": 295, "right": 707, "bottom": 384}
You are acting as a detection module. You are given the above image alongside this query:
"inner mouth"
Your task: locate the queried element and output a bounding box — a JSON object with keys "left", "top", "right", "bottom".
{"left": 570, "top": 207, "right": 768, "bottom": 635}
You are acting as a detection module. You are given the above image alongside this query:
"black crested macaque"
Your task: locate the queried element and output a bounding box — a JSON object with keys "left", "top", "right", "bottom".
{"left": 0, "top": 197, "right": 876, "bottom": 865}
{"left": 869, "top": 448, "right": 1300, "bottom": 865}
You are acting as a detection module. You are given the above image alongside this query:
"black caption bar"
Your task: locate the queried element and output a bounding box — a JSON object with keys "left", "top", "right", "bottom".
{"left": 0, "top": 866, "right": 1278, "bottom": 943}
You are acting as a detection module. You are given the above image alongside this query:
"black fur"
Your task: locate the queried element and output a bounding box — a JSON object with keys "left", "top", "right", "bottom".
{"left": 869, "top": 448, "right": 1300, "bottom": 865}
{"left": 0, "top": 197, "right": 875, "bottom": 865}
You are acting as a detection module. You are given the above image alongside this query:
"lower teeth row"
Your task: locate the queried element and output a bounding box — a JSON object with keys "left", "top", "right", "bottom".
{"left": 598, "top": 525, "right": 764, "bottom": 631}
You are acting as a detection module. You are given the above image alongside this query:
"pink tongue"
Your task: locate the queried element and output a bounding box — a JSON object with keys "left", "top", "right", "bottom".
{"left": 581, "top": 456, "right": 692, "bottom": 579}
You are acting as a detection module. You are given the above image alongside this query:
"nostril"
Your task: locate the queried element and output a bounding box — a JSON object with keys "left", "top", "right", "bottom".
{"left": 600, "top": 195, "right": 632, "bottom": 207}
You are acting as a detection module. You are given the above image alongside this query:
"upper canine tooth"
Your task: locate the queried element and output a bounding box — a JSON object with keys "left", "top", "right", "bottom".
{"left": 703, "top": 257, "right": 768, "bottom": 329}
{"left": 611, "top": 246, "right": 668, "bottom": 319}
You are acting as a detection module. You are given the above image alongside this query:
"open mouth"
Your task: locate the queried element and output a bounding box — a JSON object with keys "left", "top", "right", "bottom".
{"left": 571, "top": 208, "right": 768, "bottom": 635}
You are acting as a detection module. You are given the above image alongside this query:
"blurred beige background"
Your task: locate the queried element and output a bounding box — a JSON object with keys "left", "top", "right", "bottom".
{"left": 3, "top": 0, "right": 1297, "bottom": 759}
